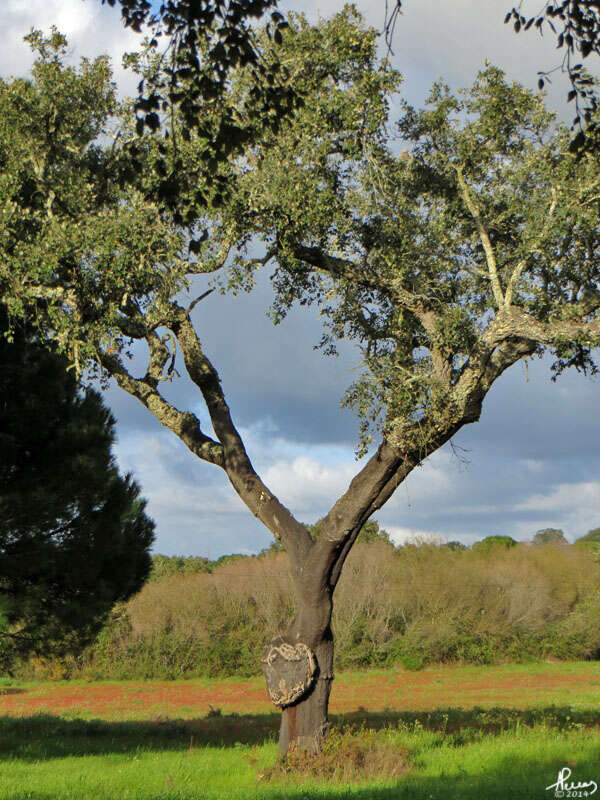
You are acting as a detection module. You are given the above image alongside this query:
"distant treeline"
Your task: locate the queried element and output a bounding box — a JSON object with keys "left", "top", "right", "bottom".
{"left": 18, "top": 524, "right": 600, "bottom": 680}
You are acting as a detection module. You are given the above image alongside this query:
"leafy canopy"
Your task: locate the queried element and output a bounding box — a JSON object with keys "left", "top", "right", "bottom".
{"left": 1, "top": 9, "right": 599, "bottom": 471}
{"left": 577, "top": 527, "right": 600, "bottom": 544}
{"left": 472, "top": 536, "right": 518, "bottom": 552}
{"left": 227, "top": 41, "right": 600, "bottom": 455}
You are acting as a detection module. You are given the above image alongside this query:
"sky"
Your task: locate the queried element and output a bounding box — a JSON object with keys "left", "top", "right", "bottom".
{"left": 2, "top": 0, "right": 600, "bottom": 555}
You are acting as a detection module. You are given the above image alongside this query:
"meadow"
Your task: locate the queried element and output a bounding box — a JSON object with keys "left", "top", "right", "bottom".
{"left": 5, "top": 541, "right": 600, "bottom": 797}
{"left": 2, "top": 661, "right": 599, "bottom": 799}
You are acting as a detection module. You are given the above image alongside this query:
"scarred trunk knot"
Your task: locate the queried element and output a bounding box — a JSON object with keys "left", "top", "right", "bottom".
{"left": 261, "top": 637, "right": 317, "bottom": 708}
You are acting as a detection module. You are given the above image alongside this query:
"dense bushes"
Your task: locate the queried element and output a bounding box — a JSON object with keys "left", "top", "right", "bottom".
{"left": 18, "top": 540, "right": 600, "bottom": 680}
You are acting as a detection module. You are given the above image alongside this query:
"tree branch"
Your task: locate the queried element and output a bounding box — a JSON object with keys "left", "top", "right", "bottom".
{"left": 305, "top": 439, "right": 409, "bottom": 587}
{"left": 172, "top": 311, "right": 313, "bottom": 562}
{"left": 290, "top": 242, "right": 451, "bottom": 358}
{"left": 290, "top": 243, "right": 423, "bottom": 311}
{"left": 498, "top": 306, "right": 600, "bottom": 346}
{"left": 455, "top": 166, "right": 505, "bottom": 308}
{"left": 321, "top": 312, "right": 549, "bottom": 588}
{"left": 184, "top": 288, "right": 214, "bottom": 317}
{"left": 185, "top": 238, "right": 233, "bottom": 275}
{"left": 326, "top": 325, "right": 542, "bottom": 585}
{"left": 100, "top": 351, "right": 225, "bottom": 467}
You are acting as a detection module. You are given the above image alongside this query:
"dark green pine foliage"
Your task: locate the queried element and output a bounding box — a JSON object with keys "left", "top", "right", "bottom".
{"left": 0, "top": 311, "right": 154, "bottom": 663}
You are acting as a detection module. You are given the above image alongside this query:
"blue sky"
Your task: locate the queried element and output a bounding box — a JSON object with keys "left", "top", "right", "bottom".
{"left": 2, "top": 0, "right": 599, "bottom": 555}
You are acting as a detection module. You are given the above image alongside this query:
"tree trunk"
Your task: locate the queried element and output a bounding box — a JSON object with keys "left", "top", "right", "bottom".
{"left": 276, "top": 591, "right": 334, "bottom": 757}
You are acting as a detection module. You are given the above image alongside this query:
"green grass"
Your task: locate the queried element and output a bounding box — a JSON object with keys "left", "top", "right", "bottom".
{"left": 1, "top": 663, "right": 600, "bottom": 799}
{"left": 1, "top": 708, "right": 599, "bottom": 798}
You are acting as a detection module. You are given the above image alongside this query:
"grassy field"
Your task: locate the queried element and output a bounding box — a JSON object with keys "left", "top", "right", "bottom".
{"left": 1, "top": 662, "right": 599, "bottom": 799}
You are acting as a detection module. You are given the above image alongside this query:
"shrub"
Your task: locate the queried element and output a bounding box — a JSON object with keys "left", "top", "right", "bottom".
{"left": 575, "top": 528, "right": 600, "bottom": 547}
{"left": 533, "top": 529, "right": 567, "bottom": 545}
{"left": 14, "top": 536, "right": 600, "bottom": 679}
{"left": 263, "top": 726, "right": 409, "bottom": 781}
{"left": 472, "top": 535, "right": 517, "bottom": 552}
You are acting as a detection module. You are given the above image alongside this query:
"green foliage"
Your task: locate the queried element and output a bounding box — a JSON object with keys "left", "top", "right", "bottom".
{"left": 578, "top": 527, "right": 600, "bottom": 543}
{"left": 2, "top": 12, "right": 599, "bottom": 465}
{"left": 472, "top": 536, "right": 518, "bottom": 552}
{"left": 507, "top": 1, "right": 600, "bottom": 150}
{"left": 533, "top": 528, "right": 567, "bottom": 545}
{"left": 356, "top": 520, "right": 392, "bottom": 545}
{"left": 0, "top": 30, "right": 188, "bottom": 371}
{"left": 149, "top": 555, "right": 213, "bottom": 581}
{"left": 231, "top": 44, "right": 600, "bottom": 454}
{"left": 443, "top": 541, "right": 467, "bottom": 551}
{"left": 0, "top": 310, "right": 154, "bottom": 665}
{"left": 103, "top": 0, "right": 297, "bottom": 214}
{"left": 258, "top": 540, "right": 285, "bottom": 557}
{"left": 19, "top": 537, "right": 600, "bottom": 680}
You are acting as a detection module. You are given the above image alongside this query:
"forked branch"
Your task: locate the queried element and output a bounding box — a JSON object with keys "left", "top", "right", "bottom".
{"left": 455, "top": 166, "right": 505, "bottom": 308}
{"left": 172, "top": 311, "right": 313, "bottom": 561}
{"left": 100, "top": 351, "right": 225, "bottom": 466}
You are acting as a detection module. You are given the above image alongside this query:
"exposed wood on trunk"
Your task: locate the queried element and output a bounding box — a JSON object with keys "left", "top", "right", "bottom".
{"left": 277, "top": 584, "right": 334, "bottom": 756}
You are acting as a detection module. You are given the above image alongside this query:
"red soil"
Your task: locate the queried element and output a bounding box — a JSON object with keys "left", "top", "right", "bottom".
{"left": 0, "top": 666, "right": 597, "bottom": 720}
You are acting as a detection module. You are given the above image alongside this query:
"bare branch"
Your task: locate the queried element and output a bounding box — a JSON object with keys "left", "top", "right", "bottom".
{"left": 172, "top": 311, "right": 313, "bottom": 561}
{"left": 184, "top": 288, "right": 214, "bottom": 318}
{"left": 291, "top": 244, "right": 382, "bottom": 290}
{"left": 455, "top": 166, "right": 505, "bottom": 307}
{"left": 499, "top": 306, "right": 600, "bottom": 347}
{"left": 292, "top": 243, "right": 443, "bottom": 326}
{"left": 146, "top": 328, "right": 178, "bottom": 383}
{"left": 100, "top": 351, "right": 225, "bottom": 467}
{"left": 20, "top": 283, "right": 77, "bottom": 308}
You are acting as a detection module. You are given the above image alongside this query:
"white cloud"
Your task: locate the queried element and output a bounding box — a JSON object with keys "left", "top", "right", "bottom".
{"left": 0, "top": 0, "right": 143, "bottom": 94}
{"left": 116, "top": 430, "right": 247, "bottom": 515}
{"left": 113, "top": 417, "right": 600, "bottom": 554}
{"left": 516, "top": 481, "right": 600, "bottom": 513}
{"left": 385, "top": 526, "right": 447, "bottom": 546}
{"left": 263, "top": 455, "right": 359, "bottom": 516}
{"left": 513, "top": 482, "right": 600, "bottom": 541}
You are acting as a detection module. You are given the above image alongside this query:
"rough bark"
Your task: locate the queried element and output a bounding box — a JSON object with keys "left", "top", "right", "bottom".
{"left": 278, "top": 635, "right": 333, "bottom": 756}
{"left": 276, "top": 585, "right": 334, "bottom": 756}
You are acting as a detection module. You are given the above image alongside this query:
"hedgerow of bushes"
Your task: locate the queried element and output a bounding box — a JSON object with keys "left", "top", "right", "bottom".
{"left": 17, "top": 538, "right": 600, "bottom": 680}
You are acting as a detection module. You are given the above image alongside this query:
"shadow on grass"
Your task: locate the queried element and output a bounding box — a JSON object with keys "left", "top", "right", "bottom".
{"left": 3, "top": 755, "right": 600, "bottom": 800}
{"left": 1, "top": 705, "right": 599, "bottom": 761}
